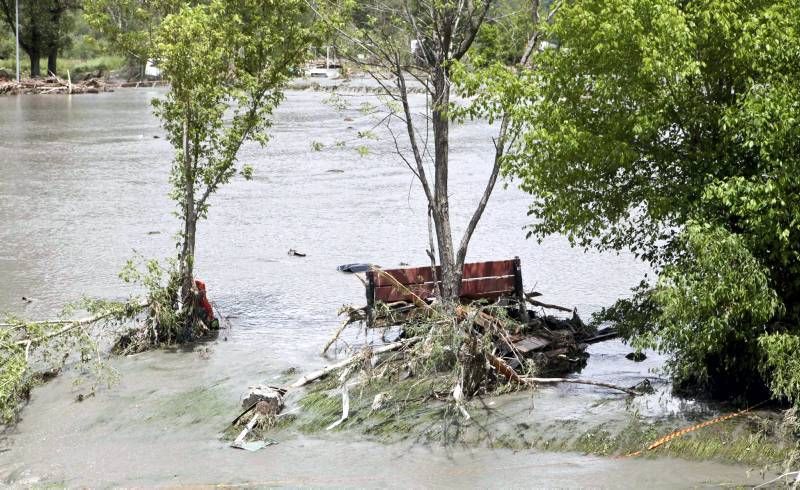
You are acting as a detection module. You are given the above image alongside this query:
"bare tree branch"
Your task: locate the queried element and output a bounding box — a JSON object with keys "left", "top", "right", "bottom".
{"left": 456, "top": 116, "right": 506, "bottom": 267}
{"left": 453, "top": 0, "right": 493, "bottom": 59}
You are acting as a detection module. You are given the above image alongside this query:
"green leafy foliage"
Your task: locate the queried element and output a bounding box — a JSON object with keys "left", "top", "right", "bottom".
{"left": 508, "top": 0, "right": 800, "bottom": 404}
{"left": 153, "top": 0, "right": 314, "bottom": 219}
{"left": 0, "top": 0, "right": 81, "bottom": 76}
{"left": 114, "top": 256, "right": 183, "bottom": 350}
{"left": 760, "top": 334, "right": 800, "bottom": 407}
{"left": 471, "top": 0, "right": 538, "bottom": 67}
{"left": 0, "top": 301, "right": 130, "bottom": 424}
{"left": 149, "top": 0, "right": 314, "bottom": 336}
{"left": 84, "top": 0, "right": 185, "bottom": 63}
{"left": 635, "top": 224, "right": 781, "bottom": 397}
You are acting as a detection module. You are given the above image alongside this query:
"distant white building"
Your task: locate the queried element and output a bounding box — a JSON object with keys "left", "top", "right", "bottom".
{"left": 144, "top": 60, "right": 161, "bottom": 78}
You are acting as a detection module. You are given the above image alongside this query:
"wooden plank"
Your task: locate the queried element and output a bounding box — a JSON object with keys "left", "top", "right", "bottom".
{"left": 374, "top": 276, "right": 516, "bottom": 303}
{"left": 513, "top": 336, "right": 551, "bottom": 354}
{"left": 373, "top": 260, "right": 516, "bottom": 287}
{"left": 374, "top": 283, "right": 436, "bottom": 303}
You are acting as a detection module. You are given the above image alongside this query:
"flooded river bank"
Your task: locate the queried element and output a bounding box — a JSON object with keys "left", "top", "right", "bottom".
{"left": 0, "top": 89, "right": 773, "bottom": 486}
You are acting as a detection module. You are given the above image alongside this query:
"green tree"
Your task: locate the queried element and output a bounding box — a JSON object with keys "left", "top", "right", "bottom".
{"left": 507, "top": 0, "right": 800, "bottom": 403}
{"left": 0, "top": 0, "right": 80, "bottom": 77}
{"left": 83, "top": 0, "right": 184, "bottom": 73}
{"left": 471, "top": 0, "right": 548, "bottom": 66}
{"left": 151, "top": 0, "right": 313, "bottom": 338}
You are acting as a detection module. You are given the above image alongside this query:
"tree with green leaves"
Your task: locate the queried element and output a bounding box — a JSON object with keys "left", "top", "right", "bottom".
{"left": 0, "top": 0, "right": 80, "bottom": 77}
{"left": 149, "top": 0, "right": 313, "bottom": 339}
{"left": 83, "top": 0, "right": 184, "bottom": 74}
{"left": 507, "top": 0, "right": 800, "bottom": 404}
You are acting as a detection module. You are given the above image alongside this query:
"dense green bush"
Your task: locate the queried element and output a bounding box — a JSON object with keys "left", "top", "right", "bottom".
{"left": 508, "top": 0, "right": 800, "bottom": 405}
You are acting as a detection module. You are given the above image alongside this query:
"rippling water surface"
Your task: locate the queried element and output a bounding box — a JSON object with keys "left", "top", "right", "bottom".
{"left": 0, "top": 90, "right": 761, "bottom": 486}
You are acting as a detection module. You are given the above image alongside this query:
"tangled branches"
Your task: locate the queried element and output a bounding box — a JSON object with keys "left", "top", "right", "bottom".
{"left": 0, "top": 300, "right": 140, "bottom": 424}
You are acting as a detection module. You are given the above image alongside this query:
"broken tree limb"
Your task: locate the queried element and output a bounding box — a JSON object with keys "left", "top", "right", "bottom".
{"left": 583, "top": 328, "right": 620, "bottom": 344}
{"left": 525, "top": 295, "right": 573, "bottom": 313}
{"left": 488, "top": 352, "right": 639, "bottom": 396}
{"left": 232, "top": 412, "right": 261, "bottom": 448}
{"left": 487, "top": 353, "right": 525, "bottom": 383}
{"left": 8, "top": 302, "right": 150, "bottom": 343}
{"left": 13, "top": 312, "right": 115, "bottom": 346}
{"left": 321, "top": 318, "right": 351, "bottom": 355}
{"left": 290, "top": 337, "right": 421, "bottom": 388}
{"left": 521, "top": 377, "right": 641, "bottom": 396}
{"left": 230, "top": 401, "right": 259, "bottom": 427}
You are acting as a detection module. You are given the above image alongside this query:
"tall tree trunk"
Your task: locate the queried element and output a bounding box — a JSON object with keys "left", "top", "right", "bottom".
{"left": 29, "top": 50, "right": 41, "bottom": 78}
{"left": 431, "top": 65, "right": 460, "bottom": 303}
{"left": 47, "top": 46, "right": 57, "bottom": 77}
{"left": 179, "top": 114, "right": 196, "bottom": 320}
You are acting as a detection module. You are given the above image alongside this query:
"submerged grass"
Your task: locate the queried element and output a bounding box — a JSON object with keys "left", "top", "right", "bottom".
{"left": 569, "top": 417, "right": 791, "bottom": 467}
{"left": 279, "top": 372, "right": 798, "bottom": 470}
{"left": 234, "top": 300, "right": 798, "bottom": 470}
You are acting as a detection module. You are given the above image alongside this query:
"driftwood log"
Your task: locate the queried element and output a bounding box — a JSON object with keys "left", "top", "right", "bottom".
{"left": 291, "top": 337, "right": 421, "bottom": 388}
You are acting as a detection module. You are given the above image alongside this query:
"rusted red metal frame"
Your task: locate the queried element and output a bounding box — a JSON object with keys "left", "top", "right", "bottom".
{"left": 365, "top": 257, "right": 528, "bottom": 325}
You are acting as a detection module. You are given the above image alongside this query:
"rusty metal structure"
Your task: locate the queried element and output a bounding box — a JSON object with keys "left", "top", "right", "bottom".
{"left": 365, "top": 258, "right": 529, "bottom": 327}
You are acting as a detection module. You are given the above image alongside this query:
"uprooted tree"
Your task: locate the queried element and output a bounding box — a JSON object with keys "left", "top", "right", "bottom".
{"left": 505, "top": 0, "right": 800, "bottom": 406}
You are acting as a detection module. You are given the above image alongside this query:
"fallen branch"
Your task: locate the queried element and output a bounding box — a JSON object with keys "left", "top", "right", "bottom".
{"left": 522, "top": 377, "right": 640, "bottom": 396}
{"left": 321, "top": 318, "right": 351, "bottom": 355}
{"left": 488, "top": 352, "right": 639, "bottom": 395}
{"left": 754, "top": 471, "right": 799, "bottom": 489}
{"left": 231, "top": 412, "right": 261, "bottom": 448}
{"left": 230, "top": 400, "right": 259, "bottom": 427}
{"left": 623, "top": 399, "right": 769, "bottom": 458}
{"left": 525, "top": 295, "right": 573, "bottom": 313}
{"left": 12, "top": 303, "right": 148, "bottom": 347}
{"left": 583, "top": 328, "right": 619, "bottom": 344}
{"left": 290, "top": 337, "right": 420, "bottom": 388}
{"left": 13, "top": 313, "right": 114, "bottom": 346}
{"left": 487, "top": 353, "right": 525, "bottom": 384}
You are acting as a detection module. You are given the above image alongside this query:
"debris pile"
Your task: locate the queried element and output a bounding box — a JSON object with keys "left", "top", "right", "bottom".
{"left": 0, "top": 75, "right": 115, "bottom": 95}
{"left": 231, "top": 385, "right": 286, "bottom": 450}
{"left": 229, "top": 259, "right": 639, "bottom": 448}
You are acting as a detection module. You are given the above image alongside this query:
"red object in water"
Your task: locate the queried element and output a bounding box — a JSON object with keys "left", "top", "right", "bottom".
{"left": 194, "top": 279, "right": 215, "bottom": 321}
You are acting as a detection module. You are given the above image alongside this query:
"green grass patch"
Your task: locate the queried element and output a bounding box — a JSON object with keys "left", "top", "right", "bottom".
{"left": 0, "top": 56, "right": 125, "bottom": 79}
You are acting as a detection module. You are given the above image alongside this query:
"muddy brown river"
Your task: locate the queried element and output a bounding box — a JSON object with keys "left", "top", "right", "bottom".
{"left": 0, "top": 89, "right": 769, "bottom": 486}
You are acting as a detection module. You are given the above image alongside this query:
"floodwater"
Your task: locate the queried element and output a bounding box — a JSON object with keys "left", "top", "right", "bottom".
{"left": 0, "top": 89, "right": 768, "bottom": 486}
